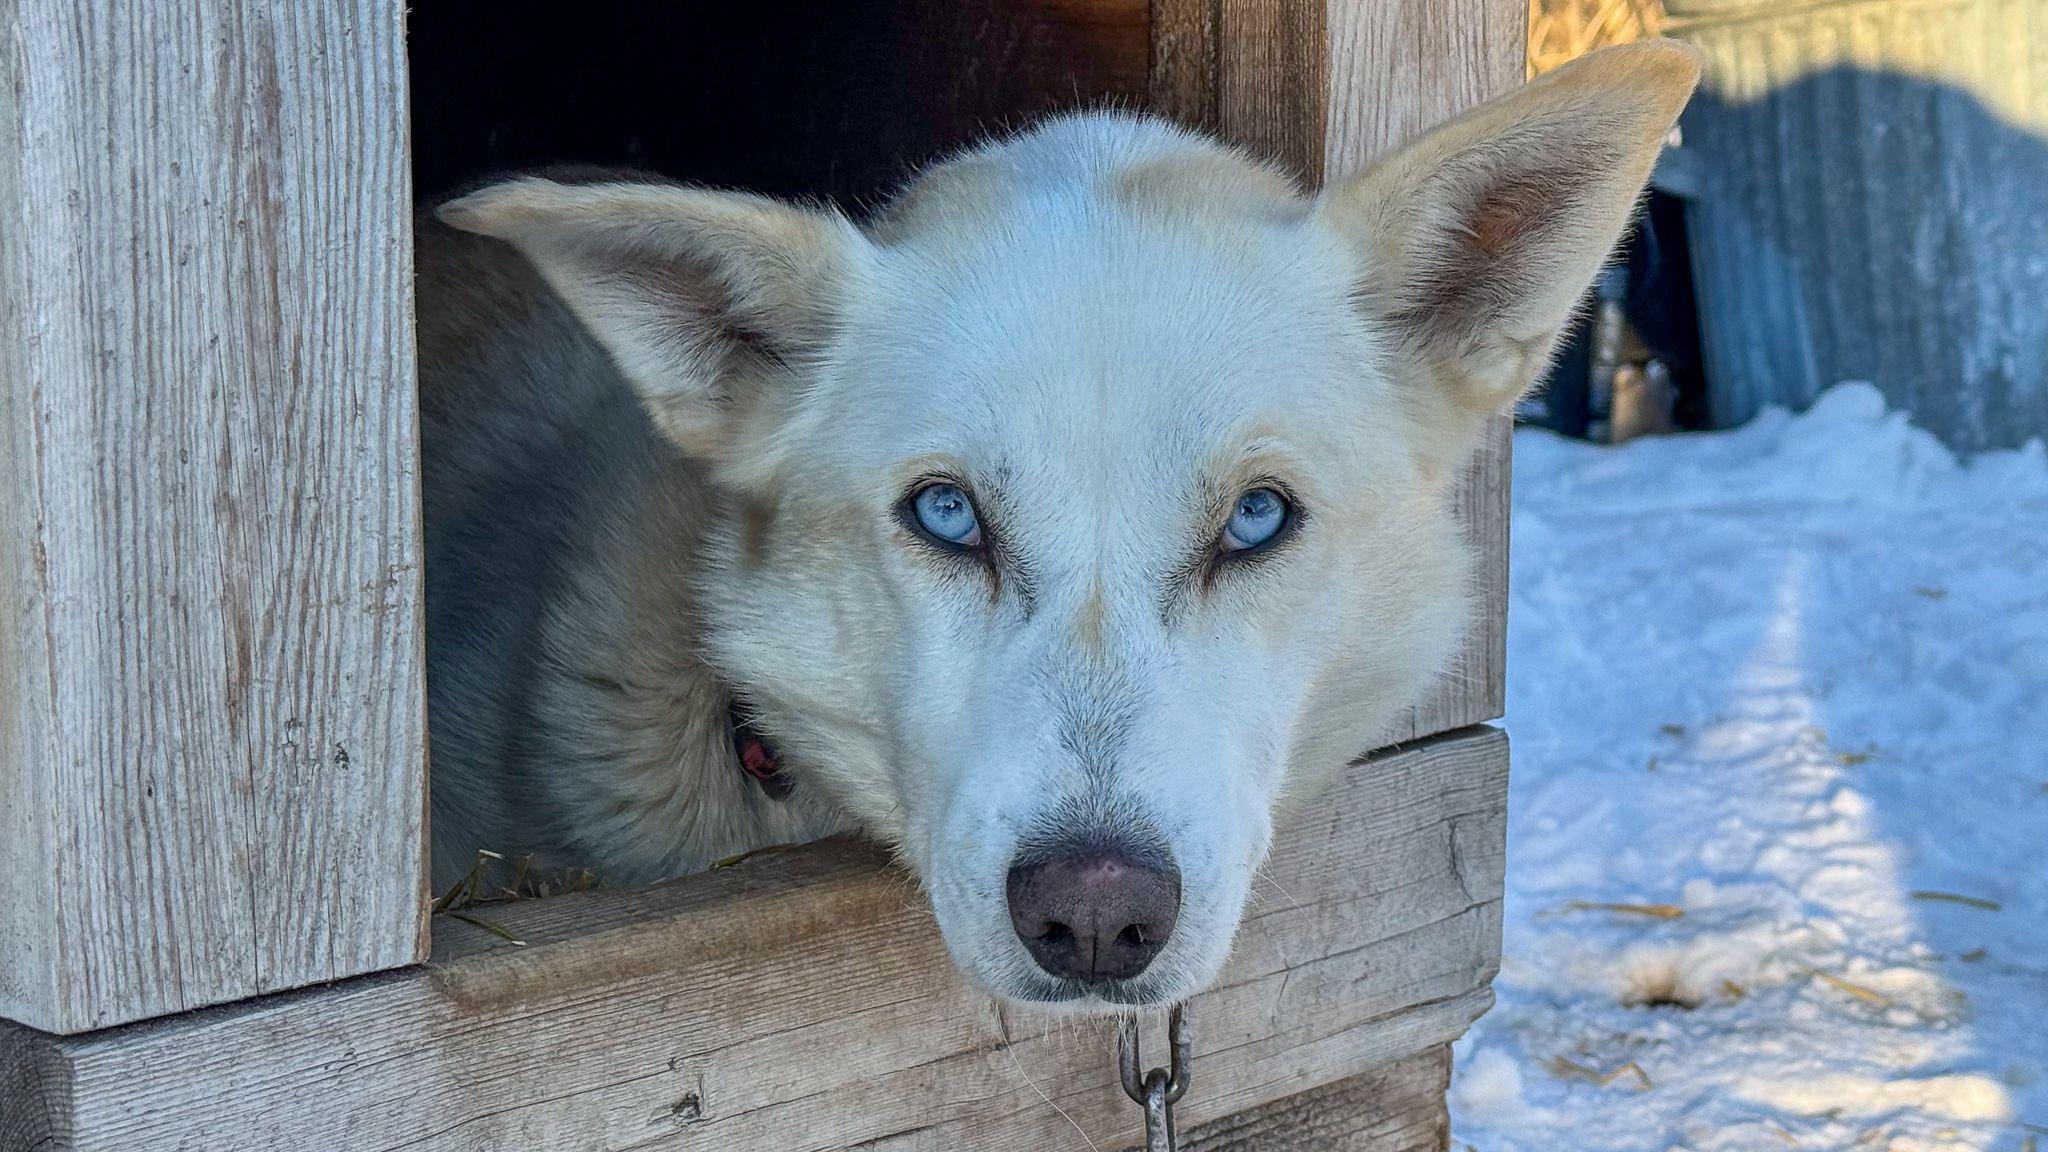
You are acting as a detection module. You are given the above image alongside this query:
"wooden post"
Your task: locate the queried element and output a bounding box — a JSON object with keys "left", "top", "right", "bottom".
{"left": 1152, "top": 0, "right": 1525, "bottom": 745}
{"left": 1168, "top": 1046, "right": 1454, "bottom": 1151}
{"left": 0, "top": 0, "right": 428, "bottom": 1034}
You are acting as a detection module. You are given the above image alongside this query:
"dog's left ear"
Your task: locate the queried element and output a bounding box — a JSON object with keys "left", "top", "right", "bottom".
{"left": 437, "top": 179, "right": 868, "bottom": 463}
{"left": 1316, "top": 40, "right": 1699, "bottom": 464}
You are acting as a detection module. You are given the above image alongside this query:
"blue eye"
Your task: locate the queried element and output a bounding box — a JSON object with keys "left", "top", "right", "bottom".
{"left": 1221, "top": 487, "right": 1290, "bottom": 552}
{"left": 910, "top": 482, "right": 983, "bottom": 548}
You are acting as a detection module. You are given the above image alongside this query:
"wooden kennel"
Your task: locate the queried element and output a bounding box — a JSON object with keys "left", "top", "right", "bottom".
{"left": 0, "top": 2, "right": 1520, "bottom": 1148}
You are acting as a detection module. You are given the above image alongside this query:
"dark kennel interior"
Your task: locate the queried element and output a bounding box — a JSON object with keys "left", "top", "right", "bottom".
{"left": 1527, "top": 191, "right": 1711, "bottom": 439}
{"left": 408, "top": 0, "right": 1150, "bottom": 210}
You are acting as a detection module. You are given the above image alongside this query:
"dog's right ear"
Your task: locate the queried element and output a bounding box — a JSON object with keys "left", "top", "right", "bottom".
{"left": 1314, "top": 40, "right": 1699, "bottom": 474}
{"left": 438, "top": 180, "right": 868, "bottom": 460}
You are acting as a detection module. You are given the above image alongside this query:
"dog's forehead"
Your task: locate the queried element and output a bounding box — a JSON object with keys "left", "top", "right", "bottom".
{"left": 831, "top": 232, "right": 1360, "bottom": 501}
{"left": 867, "top": 113, "right": 1307, "bottom": 247}
{"left": 835, "top": 142, "right": 1364, "bottom": 461}
{"left": 855, "top": 112, "right": 1337, "bottom": 375}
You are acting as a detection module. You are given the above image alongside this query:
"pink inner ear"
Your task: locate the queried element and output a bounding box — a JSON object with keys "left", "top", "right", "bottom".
{"left": 1464, "top": 167, "right": 1563, "bottom": 263}
{"left": 605, "top": 248, "right": 793, "bottom": 382}
{"left": 1391, "top": 156, "right": 1590, "bottom": 346}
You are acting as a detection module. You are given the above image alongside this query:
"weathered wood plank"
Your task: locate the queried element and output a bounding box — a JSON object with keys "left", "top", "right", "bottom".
{"left": 0, "top": 727, "right": 1506, "bottom": 1152}
{"left": 1381, "top": 416, "right": 1513, "bottom": 747}
{"left": 0, "top": 0, "right": 53, "bottom": 1039}
{"left": 1150, "top": 0, "right": 1329, "bottom": 183}
{"left": 0, "top": 0, "right": 428, "bottom": 1034}
{"left": 1150, "top": 0, "right": 1524, "bottom": 746}
{"left": 1158, "top": 1044, "right": 1451, "bottom": 1152}
{"left": 1320, "top": 0, "right": 1528, "bottom": 181}
{"left": 0, "top": 1024, "right": 68, "bottom": 1152}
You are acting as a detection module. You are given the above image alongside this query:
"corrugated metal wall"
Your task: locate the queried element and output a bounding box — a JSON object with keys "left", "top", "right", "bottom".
{"left": 1668, "top": 0, "right": 2048, "bottom": 450}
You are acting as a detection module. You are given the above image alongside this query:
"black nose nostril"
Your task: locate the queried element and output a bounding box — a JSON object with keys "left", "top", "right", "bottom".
{"left": 1006, "top": 844, "right": 1182, "bottom": 986}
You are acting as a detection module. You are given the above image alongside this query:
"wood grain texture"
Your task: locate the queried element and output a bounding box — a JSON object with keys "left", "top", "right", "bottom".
{"left": 0, "top": 0, "right": 428, "bottom": 1034}
{"left": 0, "top": 727, "right": 1506, "bottom": 1152}
{"left": 1149, "top": 0, "right": 1329, "bottom": 183}
{"left": 1151, "top": 0, "right": 1523, "bottom": 745}
{"left": 1320, "top": 0, "right": 1528, "bottom": 182}
{"left": 0, "top": 1024, "right": 69, "bottom": 1152}
{"left": 0, "top": 0, "right": 54, "bottom": 1035}
{"left": 1156, "top": 1045, "right": 1451, "bottom": 1152}
{"left": 1380, "top": 416, "right": 1513, "bottom": 747}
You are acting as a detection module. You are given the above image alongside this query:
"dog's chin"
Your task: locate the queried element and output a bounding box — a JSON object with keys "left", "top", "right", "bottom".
{"left": 954, "top": 947, "right": 1217, "bottom": 1016}
{"left": 985, "top": 972, "right": 1186, "bottom": 1016}
{"left": 937, "top": 917, "right": 1234, "bottom": 1017}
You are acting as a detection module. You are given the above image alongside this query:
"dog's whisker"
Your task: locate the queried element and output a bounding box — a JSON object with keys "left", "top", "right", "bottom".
{"left": 1254, "top": 864, "right": 1308, "bottom": 912}
{"left": 1000, "top": 1031, "right": 1100, "bottom": 1152}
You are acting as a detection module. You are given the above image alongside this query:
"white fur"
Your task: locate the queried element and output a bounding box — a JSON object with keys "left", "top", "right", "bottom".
{"left": 434, "top": 42, "right": 1700, "bottom": 1009}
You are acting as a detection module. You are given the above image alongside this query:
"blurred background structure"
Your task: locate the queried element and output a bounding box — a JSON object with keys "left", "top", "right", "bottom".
{"left": 1528, "top": 0, "right": 1664, "bottom": 74}
{"left": 1525, "top": 0, "right": 2048, "bottom": 452}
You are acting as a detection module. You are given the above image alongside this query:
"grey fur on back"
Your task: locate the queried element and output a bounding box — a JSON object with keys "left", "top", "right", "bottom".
{"left": 416, "top": 215, "right": 844, "bottom": 892}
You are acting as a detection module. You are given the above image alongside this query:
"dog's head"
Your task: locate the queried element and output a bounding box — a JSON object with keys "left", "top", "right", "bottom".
{"left": 441, "top": 43, "right": 1697, "bottom": 1010}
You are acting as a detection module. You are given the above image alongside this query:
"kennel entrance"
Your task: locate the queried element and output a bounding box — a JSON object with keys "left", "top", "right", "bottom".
{"left": 0, "top": 3, "right": 1517, "bottom": 1148}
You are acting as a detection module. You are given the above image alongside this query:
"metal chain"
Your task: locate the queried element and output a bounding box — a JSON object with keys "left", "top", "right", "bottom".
{"left": 1117, "top": 1004, "right": 1192, "bottom": 1152}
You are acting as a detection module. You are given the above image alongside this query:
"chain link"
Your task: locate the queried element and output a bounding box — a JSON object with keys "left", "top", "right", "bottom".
{"left": 1117, "top": 1004, "right": 1192, "bottom": 1152}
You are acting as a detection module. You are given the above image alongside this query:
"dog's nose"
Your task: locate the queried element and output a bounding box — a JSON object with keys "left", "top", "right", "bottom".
{"left": 1006, "top": 846, "right": 1181, "bottom": 984}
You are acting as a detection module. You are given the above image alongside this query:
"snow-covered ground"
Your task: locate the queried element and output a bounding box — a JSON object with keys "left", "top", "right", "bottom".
{"left": 1451, "top": 384, "right": 2048, "bottom": 1152}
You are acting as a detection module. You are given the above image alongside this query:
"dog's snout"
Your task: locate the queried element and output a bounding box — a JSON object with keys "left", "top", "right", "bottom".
{"left": 1006, "top": 846, "right": 1181, "bottom": 984}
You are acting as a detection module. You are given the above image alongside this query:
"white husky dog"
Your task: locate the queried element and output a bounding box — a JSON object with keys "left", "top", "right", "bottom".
{"left": 424, "top": 43, "right": 1698, "bottom": 1010}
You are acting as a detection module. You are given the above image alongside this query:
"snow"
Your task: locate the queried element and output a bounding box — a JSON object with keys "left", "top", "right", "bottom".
{"left": 1451, "top": 383, "right": 2048, "bottom": 1152}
